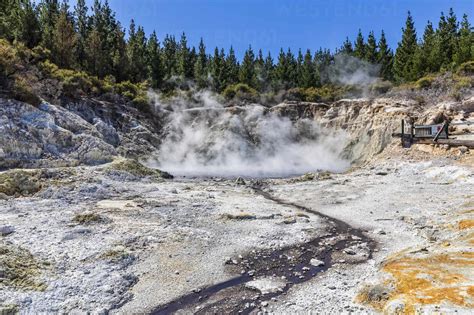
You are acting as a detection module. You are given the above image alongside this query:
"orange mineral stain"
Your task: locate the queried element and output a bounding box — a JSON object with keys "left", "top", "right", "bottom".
{"left": 459, "top": 220, "right": 474, "bottom": 230}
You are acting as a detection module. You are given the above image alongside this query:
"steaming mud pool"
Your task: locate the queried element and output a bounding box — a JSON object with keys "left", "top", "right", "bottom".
{"left": 0, "top": 154, "right": 473, "bottom": 314}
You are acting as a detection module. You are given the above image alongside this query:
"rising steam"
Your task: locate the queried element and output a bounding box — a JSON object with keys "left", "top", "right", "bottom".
{"left": 147, "top": 91, "right": 349, "bottom": 178}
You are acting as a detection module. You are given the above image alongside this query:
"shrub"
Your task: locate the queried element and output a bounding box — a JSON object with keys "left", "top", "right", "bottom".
{"left": 222, "top": 83, "right": 258, "bottom": 102}
{"left": 0, "top": 169, "right": 43, "bottom": 196}
{"left": 456, "top": 61, "right": 474, "bottom": 75}
{"left": 369, "top": 81, "right": 393, "bottom": 94}
{"left": 453, "top": 75, "right": 473, "bottom": 91}
{"left": 132, "top": 94, "right": 150, "bottom": 112}
{"left": 285, "top": 88, "right": 305, "bottom": 101}
{"left": 106, "top": 158, "right": 173, "bottom": 179}
{"left": 31, "top": 46, "right": 51, "bottom": 63}
{"left": 115, "top": 80, "right": 139, "bottom": 99}
{"left": 304, "top": 85, "right": 348, "bottom": 102}
{"left": 0, "top": 244, "right": 47, "bottom": 291}
{"left": 72, "top": 213, "right": 105, "bottom": 224}
{"left": 38, "top": 61, "right": 105, "bottom": 97}
{"left": 415, "top": 75, "right": 435, "bottom": 89}
{"left": 303, "top": 87, "right": 323, "bottom": 102}
{"left": 12, "top": 42, "right": 33, "bottom": 63}
{"left": 11, "top": 76, "right": 41, "bottom": 106}
{"left": 0, "top": 39, "right": 20, "bottom": 79}
{"left": 58, "top": 70, "right": 94, "bottom": 96}
{"left": 38, "top": 59, "right": 59, "bottom": 74}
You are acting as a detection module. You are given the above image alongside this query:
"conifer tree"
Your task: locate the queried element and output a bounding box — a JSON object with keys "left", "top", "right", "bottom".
{"left": 377, "top": 30, "right": 393, "bottom": 81}
{"left": 256, "top": 49, "right": 264, "bottom": 66}
{"left": 354, "top": 29, "right": 366, "bottom": 59}
{"left": 417, "top": 21, "right": 438, "bottom": 74}
{"left": 52, "top": 1, "right": 76, "bottom": 68}
{"left": 0, "top": 0, "right": 16, "bottom": 40}
{"left": 365, "top": 31, "right": 377, "bottom": 63}
{"left": 393, "top": 11, "right": 418, "bottom": 82}
{"left": 314, "top": 48, "right": 331, "bottom": 85}
{"left": 162, "top": 34, "right": 178, "bottom": 80}
{"left": 286, "top": 48, "right": 297, "bottom": 88}
{"left": 38, "top": 0, "right": 60, "bottom": 51}
{"left": 147, "top": 31, "right": 163, "bottom": 88}
{"left": 74, "top": 0, "right": 88, "bottom": 69}
{"left": 127, "top": 21, "right": 148, "bottom": 82}
{"left": 210, "top": 47, "right": 225, "bottom": 91}
{"left": 109, "top": 22, "right": 128, "bottom": 82}
{"left": 339, "top": 37, "right": 353, "bottom": 55}
{"left": 453, "top": 14, "right": 473, "bottom": 65}
{"left": 239, "top": 45, "right": 257, "bottom": 88}
{"left": 85, "top": 0, "right": 111, "bottom": 77}
{"left": 296, "top": 49, "right": 304, "bottom": 86}
{"left": 261, "top": 51, "right": 274, "bottom": 90}
{"left": 301, "top": 49, "right": 316, "bottom": 88}
{"left": 193, "top": 38, "right": 208, "bottom": 88}
{"left": 226, "top": 46, "right": 239, "bottom": 85}
{"left": 10, "top": 0, "right": 41, "bottom": 48}
{"left": 435, "top": 9, "right": 459, "bottom": 69}
{"left": 273, "top": 49, "right": 288, "bottom": 89}
{"left": 178, "top": 32, "right": 192, "bottom": 79}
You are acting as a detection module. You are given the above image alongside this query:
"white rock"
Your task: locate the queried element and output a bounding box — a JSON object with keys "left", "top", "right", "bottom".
{"left": 245, "top": 277, "right": 287, "bottom": 295}
{"left": 310, "top": 258, "right": 325, "bottom": 267}
{"left": 458, "top": 146, "right": 468, "bottom": 154}
{"left": 0, "top": 226, "right": 15, "bottom": 236}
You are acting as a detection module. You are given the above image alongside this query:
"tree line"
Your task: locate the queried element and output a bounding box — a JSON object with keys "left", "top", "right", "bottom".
{"left": 0, "top": 0, "right": 472, "bottom": 93}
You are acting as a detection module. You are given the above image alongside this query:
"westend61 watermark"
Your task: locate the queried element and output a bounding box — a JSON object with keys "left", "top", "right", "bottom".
{"left": 209, "top": 29, "right": 278, "bottom": 48}
{"left": 275, "top": 0, "right": 400, "bottom": 18}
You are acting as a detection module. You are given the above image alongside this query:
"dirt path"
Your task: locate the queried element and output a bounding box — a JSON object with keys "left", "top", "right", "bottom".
{"left": 151, "top": 182, "right": 376, "bottom": 314}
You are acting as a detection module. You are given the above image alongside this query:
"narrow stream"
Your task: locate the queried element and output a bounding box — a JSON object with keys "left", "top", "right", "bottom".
{"left": 152, "top": 181, "right": 376, "bottom": 314}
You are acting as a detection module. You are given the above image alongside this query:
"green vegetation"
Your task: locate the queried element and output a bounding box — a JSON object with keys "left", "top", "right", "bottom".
{"left": 12, "top": 75, "right": 41, "bottom": 106}
{"left": 0, "top": 169, "right": 43, "bottom": 196}
{"left": 72, "top": 213, "right": 105, "bottom": 225}
{"left": 100, "top": 248, "right": 134, "bottom": 263}
{"left": 106, "top": 158, "right": 173, "bottom": 179}
{"left": 284, "top": 86, "right": 354, "bottom": 102}
{"left": 0, "top": 244, "right": 47, "bottom": 291}
{"left": 222, "top": 83, "right": 258, "bottom": 102}
{"left": 0, "top": 1, "right": 472, "bottom": 101}
{"left": 0, "top": 304, "right": 19, "bottom": 315}
{"left": 456, "top": 61, "right": 474, "bottom": 75}
{"left": 0, "top": 38, "right": 149, "bottom": 108}
{"left": 415, "top": 75, "right": 436, "bottom": 89}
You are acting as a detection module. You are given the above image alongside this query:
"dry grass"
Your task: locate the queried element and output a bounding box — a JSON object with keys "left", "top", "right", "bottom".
{"left": 99, "top": 248, "right": 134, "bottom": 263}
{"left": 0, "top": 169, "right": 43, "bottom": 197}
{"left": 106, "top": 158, "right": 173, "bottom": 179}
{"left": 356, "top": 284, "right": 392, "bottom": 310}
{"left": 0, "top": 245, "right": 47, "bottom": 291}
{"left": 72, "top": 213, "right": 105, "bottom": 225}
{"left": 220, "top": 213, "right": 256, "bottom": 220}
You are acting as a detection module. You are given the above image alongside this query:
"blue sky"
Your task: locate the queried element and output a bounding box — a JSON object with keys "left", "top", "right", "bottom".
{"left": 73, "top": 0, "right": 473, "bottom": 59}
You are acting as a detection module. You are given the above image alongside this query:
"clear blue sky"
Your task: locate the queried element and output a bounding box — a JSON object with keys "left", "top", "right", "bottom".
{"left": 74, "top": 0, "right": 473, "bottom": 59}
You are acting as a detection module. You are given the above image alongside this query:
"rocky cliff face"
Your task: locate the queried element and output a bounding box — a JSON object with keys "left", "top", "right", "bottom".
{"left": 1, "top": 89, "right": 473, "bottom": 171}
{"left": 0, "top": 97, "right": 163, "bottom": 170}
{"left": 272, "top": 94, "right": 473, "bottom": 165}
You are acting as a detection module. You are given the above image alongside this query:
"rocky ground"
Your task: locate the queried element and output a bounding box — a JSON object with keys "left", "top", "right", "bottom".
{"left": 0, "top": 143, "right": 472, "bottom": 314}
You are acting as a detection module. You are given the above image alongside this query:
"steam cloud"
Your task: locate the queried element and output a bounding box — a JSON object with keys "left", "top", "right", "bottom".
{"left": 148, "top": 91, "right": 350, "bottom": 178}
{"left": 330, "top": 54, "right": 380, "bottom": 86}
